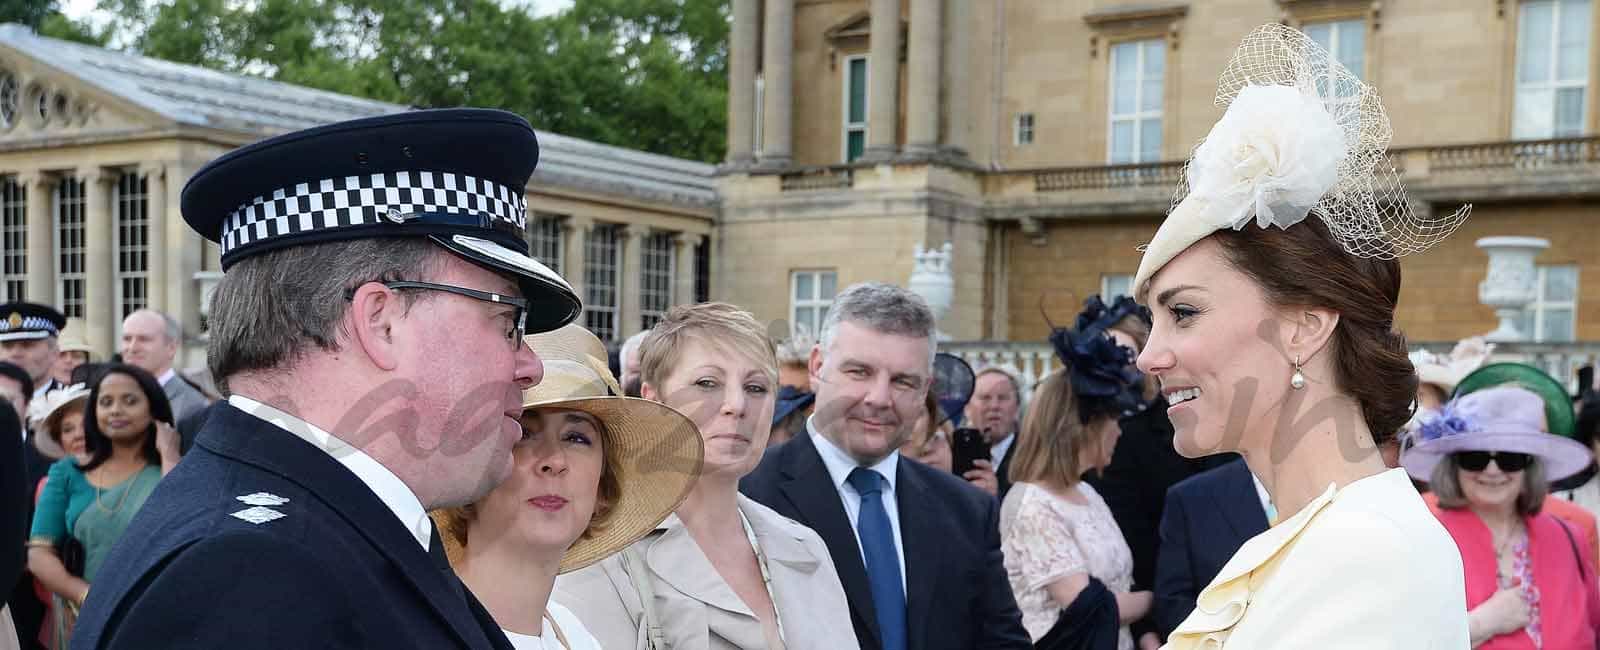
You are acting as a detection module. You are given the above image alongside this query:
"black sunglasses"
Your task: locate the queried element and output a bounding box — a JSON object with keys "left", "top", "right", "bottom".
{"left": 1455, "top": 451, "right": 1533, "bottom": 473}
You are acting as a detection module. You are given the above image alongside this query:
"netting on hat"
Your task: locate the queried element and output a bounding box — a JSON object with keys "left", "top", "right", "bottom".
{"left": 1173, "top": 23, "right": 1468, "bottom": 259}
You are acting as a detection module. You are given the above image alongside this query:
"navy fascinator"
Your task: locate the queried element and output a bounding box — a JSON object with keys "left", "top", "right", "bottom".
{"left": 1045, "top": 295, "right": 1148, "bottom": 423}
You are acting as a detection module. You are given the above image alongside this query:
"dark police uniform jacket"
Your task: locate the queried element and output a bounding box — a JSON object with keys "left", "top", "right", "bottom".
{"left": 70, "top": 402, "right": 514, "bottom": 650}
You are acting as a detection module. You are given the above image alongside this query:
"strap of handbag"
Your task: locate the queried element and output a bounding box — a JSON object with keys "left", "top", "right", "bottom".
{"left": 620, "top": 545, "right": 667, "bottom": 650}
{"left": 1557, "top": 517, "right": 1589, "bottom": 583}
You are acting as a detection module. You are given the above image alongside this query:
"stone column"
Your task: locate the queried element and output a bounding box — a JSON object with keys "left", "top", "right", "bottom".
{"left": 18, "top": 171, "right": 56, "bottom": 304}
{"left": 164, "top": 160, "right": 205, "bottom": 371}
{"left": 673, "top": 232, "right": 696, "bottom": 306}
{"left": 904, "top": 0, "right": 943, "bottom": 157}
{"left": 562, "top": 216, "right": 592, "bottom": 312}
{"left": 943, "top": 0, "right": 972, "bottom": 157}
{"left": 140, "top": 162, "right": 168, "bottom": 315}
{"left": 619, "top": 226, "right": 647, "bottom": 337}
{"left": 861, "top": 0, "right": 902, "bottom": 162}
{"left": 726, "top": 0, "right": 760, "bottom": 167}
{"left": 81, "top": 167, "right": 115, "bottom": 356}
{"left": 760, "top": 0, "right": 794, "bottom": 167}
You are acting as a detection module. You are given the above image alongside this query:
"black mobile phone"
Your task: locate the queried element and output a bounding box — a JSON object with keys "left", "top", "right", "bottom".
{"left": 950, "top": 427, "right": 991, "bottom": 477}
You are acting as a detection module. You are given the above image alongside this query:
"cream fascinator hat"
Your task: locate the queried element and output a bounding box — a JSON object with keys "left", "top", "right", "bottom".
{"left": 28, "top": 383, "right": 90, "bottom": 460}
{"left": 1132, "top": 24, "right": 1469, "bottom": 296}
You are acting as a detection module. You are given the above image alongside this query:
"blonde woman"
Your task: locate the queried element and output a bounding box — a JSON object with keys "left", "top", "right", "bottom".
{"left": 556, "top": 303, "right": 857, "bottom": 649}
{"left": 434, "top": 325, "right": 703, "bottom": 649}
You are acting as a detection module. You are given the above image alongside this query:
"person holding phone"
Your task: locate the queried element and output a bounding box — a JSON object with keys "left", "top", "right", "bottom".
{"left": 963, "top": 366, "right": 1023, "bottom": 498}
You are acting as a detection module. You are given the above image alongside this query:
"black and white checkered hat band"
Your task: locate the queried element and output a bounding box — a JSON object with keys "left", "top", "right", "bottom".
{"left": 0, "top": 316, "right": 57, "bottom": 335}
{"left": 220, "top": 171, "right": 527, "bottom": 256}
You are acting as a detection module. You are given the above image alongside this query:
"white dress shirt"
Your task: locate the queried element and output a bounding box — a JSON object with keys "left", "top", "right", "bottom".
{"left": 500, "top": 601, "right": 602, "bottom": 650}
{"left": 156, "top": 368, "right": 177, "bottom": 387}
{"left": 1250, "top": 472, "right": 1277, "bottom": 524}
{"left": 990, "top": 432, "right": 1015, "bottom": 468}
{"left": 806, "top": 416, "right": 908, "bottom": 593}
{"left": 228, "top": 394, "right": 433, "bottom": 551}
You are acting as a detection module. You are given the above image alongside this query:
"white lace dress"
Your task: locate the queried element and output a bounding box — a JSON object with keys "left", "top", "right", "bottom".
{"left": 1000, "top": 481, "right": 1135, "bottom": 650}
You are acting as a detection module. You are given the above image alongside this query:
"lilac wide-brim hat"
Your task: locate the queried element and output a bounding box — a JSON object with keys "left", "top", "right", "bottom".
{"left": 1402, "top": 385, "right": 1593, "bottom": 482}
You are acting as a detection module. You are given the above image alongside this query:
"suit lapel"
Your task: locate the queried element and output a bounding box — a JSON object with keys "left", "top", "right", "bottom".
{"left": 646, "top": 515, "right": 755, "bottom": 616}
{"left": 1212, "top": 461, "right": 1269, "bottom": 540}
{"left": 197, "top": 404, "right": 492, "bottom": 649}
{"left": 778, "top": 434, "right": 881, "bottom": 649}
{"left": 895, "top": 460, "right": 944, "bottom": 650}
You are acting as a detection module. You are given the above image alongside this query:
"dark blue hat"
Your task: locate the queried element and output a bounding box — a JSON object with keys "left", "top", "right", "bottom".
{"left": 180, "top": 108, "right": 581, "bottom": 333}
{"left": 0, "top": 303, "right": 65, "bottom": 342}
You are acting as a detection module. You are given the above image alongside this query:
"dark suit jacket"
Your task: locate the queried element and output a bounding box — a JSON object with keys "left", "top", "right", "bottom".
{"left": 71, "top": 403, "right": 513, "bottom": 650}
{"left": 1152, "top": 458, "right": 1269, "bottom": 640}
{"left": 740, "top": 433, "right": 1031, "bottom": 650}
{"left": 995, "top": 434, "right": 1017, "bottom": 500}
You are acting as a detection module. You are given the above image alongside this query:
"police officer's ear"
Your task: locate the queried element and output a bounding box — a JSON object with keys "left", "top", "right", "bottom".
{"left": 346, "top": 281, "right": 406, "bottom": 371}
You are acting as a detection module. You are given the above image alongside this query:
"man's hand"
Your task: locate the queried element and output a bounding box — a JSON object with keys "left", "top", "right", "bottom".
{"left": 964, "top": 459, "right": 998, "bottom": 496}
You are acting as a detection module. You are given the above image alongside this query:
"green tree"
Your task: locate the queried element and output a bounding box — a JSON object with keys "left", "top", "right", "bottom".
{"left": 88, "top": 0, "right": 729, "bottom": 162}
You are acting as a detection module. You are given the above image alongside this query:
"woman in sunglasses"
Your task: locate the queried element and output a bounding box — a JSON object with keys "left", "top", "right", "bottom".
{"left": 1402, "top": 385, "right": 1600, "bottom": 649}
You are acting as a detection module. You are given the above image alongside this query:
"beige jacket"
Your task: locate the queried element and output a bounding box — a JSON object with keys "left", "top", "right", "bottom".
{"left": 1163, "top": 468, "right": 1469, "bottom": 649}
{"left": 554, "top": 494, "right": 860, "bottom": 650}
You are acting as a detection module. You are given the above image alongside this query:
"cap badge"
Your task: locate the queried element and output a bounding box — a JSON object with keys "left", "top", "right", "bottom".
{"left": 6, "top": 313, "right": 19, "bottom": 330}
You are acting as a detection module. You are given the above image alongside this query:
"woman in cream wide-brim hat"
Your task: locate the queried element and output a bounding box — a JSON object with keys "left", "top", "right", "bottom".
{"left": 1133, "top": 24, "right": 1471, "bottom": 649}
{"left": 433, "top": 324, "right": 704, "bottom": 650}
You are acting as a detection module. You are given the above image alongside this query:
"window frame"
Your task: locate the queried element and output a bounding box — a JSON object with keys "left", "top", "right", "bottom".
{"left": 1106, "top": 38, "right": 1166, "bottom": 164}
{"left": 789, "top": 269, "right": 838, "bottom": 339}
{"left": 842, "top": 54, "right": 869, "bottom": 163}
{"left": 582, "top": 224, "right": 622, "bottom": 343}
{"left": 53, "top": 176, "right": 85, "bottom": 319}
{"left": 639, "top": 231, "right": 675, "bottom": 330}
{"left": 0, "top": 175, "right": 24, "bottom": 302}
{"left": 1512, "top": 0, "right": 1592, "bottom": 139}
{"left": 1520, "top": 264, "right": 1579, "bottom": 343}
{"left": 113, "top": 169, "right": 150, "bottom": 329}
{"left": 529, "top": 213, "right": 564, "bottom": 273}
{"left": 1101, "top": 273, "right": 1134, "bottom": 301}
{"left": 1014, "top": 113, "right": 1035, "bottom": 146}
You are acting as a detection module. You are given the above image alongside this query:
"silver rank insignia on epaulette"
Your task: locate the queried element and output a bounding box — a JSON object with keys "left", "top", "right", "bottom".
{"left": 230, "top": 506, "right": 286, "bottom": 525}
{"left": 236, "top": 492, "right": 290, "bottom": 507}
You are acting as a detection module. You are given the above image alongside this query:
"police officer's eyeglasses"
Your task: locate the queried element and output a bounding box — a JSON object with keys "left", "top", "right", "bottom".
{"left": 349, "top": 280, "right": 528, "bottom": 346}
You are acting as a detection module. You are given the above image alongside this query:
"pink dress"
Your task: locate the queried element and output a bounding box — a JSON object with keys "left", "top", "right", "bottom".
{"left": 1434, "top": 507, "right": 1600, "bottom": 650}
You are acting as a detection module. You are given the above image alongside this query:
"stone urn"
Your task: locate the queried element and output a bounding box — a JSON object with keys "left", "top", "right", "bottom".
{"left": 908, "top": 242, "right": 954, "bottom": 341}
{"left": 1477, "top": 236, "right": 1549, "bottom": 342}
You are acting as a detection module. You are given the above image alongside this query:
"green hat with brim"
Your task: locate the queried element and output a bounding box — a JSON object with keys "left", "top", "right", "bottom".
{"left": 1452, "top": 362, "right": 1576, "bottom": 439}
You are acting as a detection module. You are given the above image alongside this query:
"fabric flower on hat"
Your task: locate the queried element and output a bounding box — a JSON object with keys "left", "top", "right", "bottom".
{"left": 1048, "top": 295, "right": 1145, "bottom": 423}
{"left": 1415, "top": 402, "right": 1476, "bottom": 443}
{"left": 1186, "top": 85, "right": 1348, "bottom": 233}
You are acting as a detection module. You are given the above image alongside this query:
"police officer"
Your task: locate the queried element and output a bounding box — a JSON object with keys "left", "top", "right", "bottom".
{"left": 72, "top": 109, "right": 582, "bottom": 649}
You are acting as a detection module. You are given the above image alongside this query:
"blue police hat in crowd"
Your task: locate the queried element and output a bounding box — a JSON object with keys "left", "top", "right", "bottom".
{"left": 0, "top": 302, "right": 65, "bottom": 342}
{"left": 180, "top": 108, "right": 582, "bottom": 333}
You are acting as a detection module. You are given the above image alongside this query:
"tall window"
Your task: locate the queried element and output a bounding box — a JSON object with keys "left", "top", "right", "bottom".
{"left": 843, "top": 55, "right": 868, "bottom": 162}
{"left": 583, "top": 224, "right": 621, "bottom": 342}
{"left": 1303, "top": 20, "right": 1366, "bottom": 81}
{"left": 694, "top": 237, "right": 710, "bottom": 303}
{"left": 530, "top": 214, "right": 563, "bottom": 272}
{"left": 1514, "top": 0, "right": 1591, "bottom": 139}
{"left": 1109, "top": 39, "right": 1165, "bottom": 164}
{"left": 790, "top": 270, "right": 837, "bottom": 338}
{"left": 1101, "top": 274, "right": 1134, "bottom": 301}
{"left": 640, "top": 232, "right": 674, "bottom": 330}
{"left": 1015, "top": 113, "right": 1035, "bottom": 146}
{"left": 1516, "top": 265, "right": 1578, "bottom": 342}
{"left": 54, "top": 177, "right": 85, "bottom": 319}
{"left": 115, "top": 170, "right": 150, "bottom": 321}
{"left": 0, "top": 176, "right": 23, "bottom": 301}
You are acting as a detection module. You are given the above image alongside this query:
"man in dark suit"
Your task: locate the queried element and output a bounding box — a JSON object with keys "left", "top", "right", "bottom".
{"left": 72, "top": 109, "right": 584, "bottom": 649}
{"left": 1153, "top": 458, "right": 1271, "bottom": 640}
{"left": 964, "top": 365, "right": 1020, "bottom": 499}
{"left": 742, "top": 282, "right": 1030, "bottom": 650}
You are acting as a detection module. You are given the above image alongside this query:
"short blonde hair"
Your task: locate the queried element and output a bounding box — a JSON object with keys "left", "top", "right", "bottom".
{"left": 640, "top": 302, "right": 778, "bottom": 391}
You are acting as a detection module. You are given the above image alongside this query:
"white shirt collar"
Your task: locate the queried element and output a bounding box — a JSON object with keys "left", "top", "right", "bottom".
{"left": 157, "top": 368, "right": 177, "bottom": 386}
{"left": 989, "top": 432, "right": 1015, "bottom": 467}
{"left": 30, "top": 380, "right": 51, "bottom": 403}
{"left": 227, "top": 394, "right": 432, "bottom": 551}
{"left": 806, "top": 415, "right": 900, "bottom": 492}
{"left": 1250, "top": 470, "right": 1277, "bottom": 523}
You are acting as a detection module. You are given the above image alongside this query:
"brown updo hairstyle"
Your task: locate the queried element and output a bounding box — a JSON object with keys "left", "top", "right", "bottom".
{"left": 1210, "top": 217, "right": 1417, "bottom": 444}
{"left": 435, "top": 407, "right": 626, "bottom": 554}
{"left": 1107, "top": 313, "right": 1158, "bottom": 403}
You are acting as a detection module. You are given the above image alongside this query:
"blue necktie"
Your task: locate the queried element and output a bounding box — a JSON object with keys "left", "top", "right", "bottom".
{"left": 847, "top": 467, "right": 906, "bottom": 650}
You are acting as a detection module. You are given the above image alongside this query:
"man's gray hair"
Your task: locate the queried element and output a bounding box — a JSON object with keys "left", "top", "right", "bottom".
{"left": 818, "top": 282, "right": 937, "bottom": 368}
{"left": 207, "top": 238, "right": 445, "bottom": 395}
{"left": 131, "top": 309, "right": 182, "bottom": 345}
{"left": 620, "top": 329, "right": 650, "bottom": 363}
